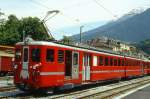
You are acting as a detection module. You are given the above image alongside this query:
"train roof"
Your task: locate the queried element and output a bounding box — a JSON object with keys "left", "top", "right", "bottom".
{"left": 16, "top": 41, "right": 150, "bottom": 62}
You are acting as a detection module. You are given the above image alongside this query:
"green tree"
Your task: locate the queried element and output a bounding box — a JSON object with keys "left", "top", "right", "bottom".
{"left": 0, "top": 15, "right": 21, "bottom": 45}
{"left": 61, "top": 36, "right": 73, "bottom": 44}
{"left": 0, "top": 14, "right": 51, "bottom": 45}
{"left": 136, "top": 39, "right": 150, "bottom": 55}
{"left": 19, "top": 17, "right": 49, "bottom": 41}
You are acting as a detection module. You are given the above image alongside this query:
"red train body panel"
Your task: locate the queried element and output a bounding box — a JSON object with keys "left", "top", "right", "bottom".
{"left": 13, "top": 40, "right": 150, "bottom": 91}
{"left": 0, "top": 45, "right": 14, "bottom": 76}
{"left": 0, "top": 56, "right": 13, "bottom": 72}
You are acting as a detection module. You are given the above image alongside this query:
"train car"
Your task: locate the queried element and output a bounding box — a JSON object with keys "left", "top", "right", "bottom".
{"left": 13, "top": 39, "right": 150, "bottom": 92}
{"left": 124, "top": 57, "right": 143, "bottom": 78}
{"left": 0, "top": 45, "right": 14, "bottom": 76}
{"left": 148, "top": 62, "right": 150, "bottom": 74}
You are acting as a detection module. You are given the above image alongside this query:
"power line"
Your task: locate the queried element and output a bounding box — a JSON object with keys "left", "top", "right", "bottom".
{"left": 30, "top": 0, "right": 50, "bottom": 10}
{"left": 92, "top": 0, "right": 118, "bottom": 19}
{"left": 30, "top": 0, "right": 80, "bottom": 23}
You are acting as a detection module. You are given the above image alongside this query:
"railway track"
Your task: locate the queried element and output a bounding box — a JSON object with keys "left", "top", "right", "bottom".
{"left": 1, "top": 76, "right": 150, "bottom": 99}
{"left": 49, "top": 76, "right": 150, "bottom": 99}
{"left": 0, "top": 86, "right": 16, "bottom": 92}
{"left": 0, "top": 86, "right": 24, "bottom": 99}
{"left": 0, "top": 76, "right": 13, "bottom": 80}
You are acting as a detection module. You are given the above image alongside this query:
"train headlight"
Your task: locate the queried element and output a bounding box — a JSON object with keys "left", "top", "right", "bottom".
{"left": 14, "top": 64, "right": 18, "bottom": 69}
{"left": 33, "top": 63, "right": 41, "bottom": 70}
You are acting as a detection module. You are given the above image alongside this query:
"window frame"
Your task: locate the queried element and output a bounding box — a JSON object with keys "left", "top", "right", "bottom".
{"left": 31, "top": 48, "right": 41, "bottom": 62}
{"left": 46, "top": 49, "right": 55, "bottom": 62}
{"left": 93, "top": 55, "right": 98, "bottom": 66}
{"left": 99, "top": 56, "right": 104, "bottom": 66}
{"left": 15, "top": 49, "right": 21, "bottom": 62}
{"left": 73, "top": 52, "right": 79, "bottom": 66}
{"left": 110, "top": 57, "right": 113, "bottom": 66}
{"left": 105, "top": 57, "right": 109, "bottom": 66}
{"left": 58, "top": 50, "right": 64, "bottom": 63}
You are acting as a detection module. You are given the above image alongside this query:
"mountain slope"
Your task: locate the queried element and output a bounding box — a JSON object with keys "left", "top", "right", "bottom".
{"left": 71, "top": 8, "right": 150, "bottom": 43}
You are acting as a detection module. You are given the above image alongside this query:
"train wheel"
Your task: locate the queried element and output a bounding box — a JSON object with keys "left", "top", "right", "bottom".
{"left": 33, "top": 89, "right": 49, "bottom": 94}
{"left": 16, "top": 84, "right": 49, "bottom": 94}
{"left": 16, "top": 83, "right": 30, "bottom": 92}
{"left": 0, "top": 72, "right": 6, "bottom": 76}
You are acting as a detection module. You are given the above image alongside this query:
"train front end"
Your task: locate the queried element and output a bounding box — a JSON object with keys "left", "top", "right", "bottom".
{"left": 13, "top": 39, "right": 64, "bottom": 92}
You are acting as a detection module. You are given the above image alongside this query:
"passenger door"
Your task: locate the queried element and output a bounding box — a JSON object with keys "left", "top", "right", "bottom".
{"left": 72, "top": 52, "right": 79, "bottom": 79}
{"left": 20, "top": 46, "right": 29, "bottom": 79}
{"left": 82, "top": 54, "right": 90, "bottom": 81}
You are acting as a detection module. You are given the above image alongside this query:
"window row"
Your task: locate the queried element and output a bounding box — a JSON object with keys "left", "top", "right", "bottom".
{"left": 46, "top": 49, "right": 64, "bottom": 63}
{"left": 15, "top": 48, "right": 149, "bottom": 67}
{"left": 94, "top": 56, "right": 125, "bottom": 66}
{"left": 94, "top": 56, "right": 143, "bottom": 66}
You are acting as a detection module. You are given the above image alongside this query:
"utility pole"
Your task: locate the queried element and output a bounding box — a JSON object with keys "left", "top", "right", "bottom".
{"left": 23, "top": 30, "right": 25, "bottom": 42}
{"left": 80, "top": 25, "right": 84, "bottom": 43}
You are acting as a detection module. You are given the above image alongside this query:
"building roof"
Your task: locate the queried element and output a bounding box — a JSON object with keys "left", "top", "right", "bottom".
{"left": 0, "top": 51, "right": 14, "bottom": 57}
{"left": 0, "top": 45, "right": 14, "bottom": 50}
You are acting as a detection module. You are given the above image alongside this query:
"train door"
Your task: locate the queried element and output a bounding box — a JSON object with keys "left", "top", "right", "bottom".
{"left": 141, "top": 62, "right": 144, "bottom": 75}
{"left": 72, "top": 52, "right": 79, "bottom": 79}
{"left": 20, "top": 46, "right": 29, "bottom": 79}
{"left": 82, "top": 54, "right": 91, "bottom": 81}
{"left": 65, "top": 50, "right": 72, "bottom": 78}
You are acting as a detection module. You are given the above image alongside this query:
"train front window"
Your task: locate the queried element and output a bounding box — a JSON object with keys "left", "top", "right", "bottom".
{"left": 24, "top": 48, "right": 28, "bottom": 62}
{"left": 46, "top": 49, "right": 54, "bottom": 62}
{"left": 31, "top": 48, "right": 40, "bottom": 62}
{"left": 15, "top": 49, "right": 21, "bottom": 61}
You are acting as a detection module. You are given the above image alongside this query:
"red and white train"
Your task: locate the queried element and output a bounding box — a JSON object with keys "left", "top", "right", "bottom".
{"left": 14, "top": 39, "right": 150, "bottom": 92}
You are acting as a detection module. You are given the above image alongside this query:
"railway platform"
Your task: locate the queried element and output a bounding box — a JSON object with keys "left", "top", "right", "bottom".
{"left": 123, "top": 85, "right": 150, "bottom": 99}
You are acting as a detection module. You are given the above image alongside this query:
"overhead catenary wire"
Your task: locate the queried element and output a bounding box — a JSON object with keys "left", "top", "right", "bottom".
{"left": 30, "top": 0, "right": 118, "bottom": 38}
{"left": 30, "top": 0, "right": 80, "bottom": 23}
{"left": 92, "top": 0, "right": 118, "bottom": 19}
{"left": 30, "top": 0, "right": 81, "bottom": 39}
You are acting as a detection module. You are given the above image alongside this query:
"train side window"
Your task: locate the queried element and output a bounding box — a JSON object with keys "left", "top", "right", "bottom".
{"left": 122, "top": 60, "right": 124, "bottom": 66}
{"left": 73, "top": 53, "right": 79, "bottom": 65}
{"left": 110, "top": 58, "right": 113, "bottom": 66}
{"left": 93, "top": 56, "right": 98, "bottom": 66}
{"left": 46, "top": 49, "right": 54, "bottom": 62}
{"left": 58, "top": 50, "right": 64, "bottom": 63}
{"left": 118, "top": 58, "right": 121, "bottom": 66}
{"left": 99, "top": 56, "right": 103, "bottom": 66}
{"left": 114, "top": 59, "right": 117, "bottom": 66}
{"left": 31, "top": 48, "right": 40, "bottom": 62}
{"left": 15, "top": 49, "right": 21, "bottom": 61}
{"left": 105, "top": 57, "right": 109, "bottom": 66}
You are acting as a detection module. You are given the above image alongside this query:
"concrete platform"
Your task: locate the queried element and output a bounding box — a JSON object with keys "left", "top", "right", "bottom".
{"left": 123, "top": 85, "right": 150, "bottom": 99}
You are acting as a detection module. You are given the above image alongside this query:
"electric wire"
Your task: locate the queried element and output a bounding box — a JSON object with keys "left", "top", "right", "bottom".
{"left": 93, "top": 0, "right": 118, "bottom": 19}
{"left": 30, "top": 0, "right": 80, "bottom": 23}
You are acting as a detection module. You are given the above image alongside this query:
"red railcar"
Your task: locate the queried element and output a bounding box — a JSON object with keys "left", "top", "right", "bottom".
{"left": 13, "top": 40, "right": 150, "bottom": 92}
{"left": 0, "top": 45, "right": 14, "bottom": 76}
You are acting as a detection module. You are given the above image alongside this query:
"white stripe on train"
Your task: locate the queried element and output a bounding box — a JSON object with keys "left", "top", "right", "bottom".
{"left": 39, "top": 70, "right": 143, "bottom": 76}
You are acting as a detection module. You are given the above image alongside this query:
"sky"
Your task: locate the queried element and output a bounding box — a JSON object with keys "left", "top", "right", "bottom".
{"left": 0, "top": 0, "right": 150, "bottom": 39}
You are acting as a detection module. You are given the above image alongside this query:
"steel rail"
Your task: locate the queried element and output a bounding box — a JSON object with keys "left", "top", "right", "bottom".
{"left": 50, "top": 76, "right": 150, "bottom": 99}
{"left": 0, "top": 86, "right": 16, "bottom": 92}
